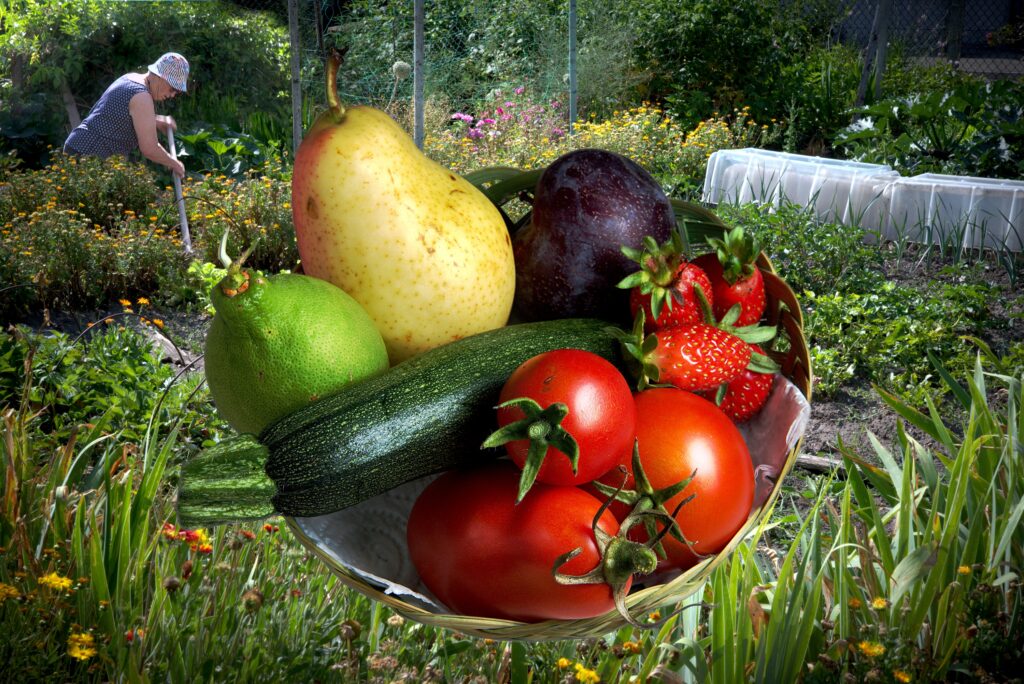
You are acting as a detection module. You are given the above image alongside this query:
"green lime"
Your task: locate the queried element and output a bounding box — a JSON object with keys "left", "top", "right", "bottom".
{"left": 204, "top": 266, "right": 389, "bottom": 435}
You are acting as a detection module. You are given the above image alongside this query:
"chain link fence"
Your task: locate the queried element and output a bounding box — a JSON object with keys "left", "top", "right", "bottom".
{"left": 838, "top": 0, "right": 1024, "bottom": 79}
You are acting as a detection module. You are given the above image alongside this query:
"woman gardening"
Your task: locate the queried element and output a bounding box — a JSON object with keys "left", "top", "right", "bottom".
{"left": 63, "top": 52, "right": 189, "bottom": 178}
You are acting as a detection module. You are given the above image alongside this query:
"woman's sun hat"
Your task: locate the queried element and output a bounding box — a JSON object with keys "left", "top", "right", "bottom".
{"left": 148, "top": 52, "right": 190, "bottom": 93}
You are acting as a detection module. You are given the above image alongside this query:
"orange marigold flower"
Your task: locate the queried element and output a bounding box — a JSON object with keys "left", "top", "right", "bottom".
{"left": 67, "top": 632, "right": 96, "bottom": 660}
{"left": 857, "top": 641, "right": 885, "bottom": 658}
{"left": 39, "top": 572, "right": 73, "bottom": 592}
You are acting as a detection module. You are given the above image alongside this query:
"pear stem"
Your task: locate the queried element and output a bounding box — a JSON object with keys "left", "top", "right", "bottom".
{"left": 326, "top": 49, "right": 346, "bottom": 118}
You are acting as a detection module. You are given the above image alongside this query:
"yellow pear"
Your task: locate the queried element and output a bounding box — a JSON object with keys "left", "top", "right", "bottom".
{"left": 291, "top": 52, "right": 515, "bottom": 363}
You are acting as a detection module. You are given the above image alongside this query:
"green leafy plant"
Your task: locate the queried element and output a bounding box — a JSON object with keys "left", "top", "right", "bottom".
{"left": 834, "top": 79, "right": 1024, "bottom": 179}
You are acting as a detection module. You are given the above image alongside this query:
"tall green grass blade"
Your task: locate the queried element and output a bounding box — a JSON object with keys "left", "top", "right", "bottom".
{"left": 927, "top": 350, "right": 972, "bottom": 409}
{"left": 890, "top": 545, "right": 937, "bottom": 606}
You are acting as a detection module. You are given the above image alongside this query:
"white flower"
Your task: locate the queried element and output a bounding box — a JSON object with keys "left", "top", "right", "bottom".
{"left": 848, "top": 116, "right": 875, "bottom": 133}
{"left": 999, "top": 137, "right": 1010, "bottom": 161}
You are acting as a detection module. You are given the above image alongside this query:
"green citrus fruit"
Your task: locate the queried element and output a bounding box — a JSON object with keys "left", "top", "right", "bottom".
{"left": 204, "top": 267, "right": 389, "bottom": 435}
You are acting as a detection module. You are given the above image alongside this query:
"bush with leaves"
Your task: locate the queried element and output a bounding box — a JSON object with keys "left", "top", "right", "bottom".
{"left": 834, "top": 79, "right": 1024, "bottom": 179}
{"left": 0, "top": 155, "right": 294, "bottom": 318}
{"left": 0, "top": 324, "right": 224, "bottom": 451}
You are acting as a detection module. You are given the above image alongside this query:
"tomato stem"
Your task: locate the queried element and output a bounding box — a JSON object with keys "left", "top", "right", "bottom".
{"left": 481, "top": 398, "right": 579, "bottom": 503}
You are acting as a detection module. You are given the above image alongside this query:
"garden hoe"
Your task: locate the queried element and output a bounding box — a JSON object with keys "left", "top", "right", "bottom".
{"left": 167, "top": 128, "right": 192, "bottom": 254}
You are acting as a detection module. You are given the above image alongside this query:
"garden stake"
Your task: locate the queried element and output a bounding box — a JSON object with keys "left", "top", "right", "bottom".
{"left": 167, "top": 128, "right": 192, "bottom": 254}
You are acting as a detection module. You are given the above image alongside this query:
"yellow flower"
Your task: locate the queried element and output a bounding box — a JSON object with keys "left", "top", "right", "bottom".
{"left": 0, "top": 582, "right": 20, "bottom": 603}
{"left": 152, "top": 319, "right": 164, "bottom": 329}
{"left": 848, "top": 597, "right": 863, "bottom": 609}
{"left": 894, "top": 670, "right": 911, "bottom": 682}
{"left": 857, "top": 641, "right": 886, "bottom": 658}
{"left": 67, "top": 632, "right": 96, "bottom": 661}
{"left": 871, "top": 597, "right": 889, "bottom": 609}
{"left": 39, "top": 572, "right": 73, "bottom": 591}
{"left": 574, "top": 663, "right": 600, "bottom": 683}
{"left": 556, "top": 657, "right": 572, "bottom": 669}
{"left": 118, "top": 298, "right": 132, "bottom": 307}
{"left": 622, "top": 640, "right": 642, "bottom": 655}
{"left": 136, "top": 297, "right": 150, "bottom": 305}
{"left": 957, "top": 565, "right": 971, "bottom": 575}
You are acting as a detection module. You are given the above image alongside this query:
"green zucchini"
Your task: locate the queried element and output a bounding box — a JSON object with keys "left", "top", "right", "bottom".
{"left": 177, "top": 318, "right": 621, "bottom": 525}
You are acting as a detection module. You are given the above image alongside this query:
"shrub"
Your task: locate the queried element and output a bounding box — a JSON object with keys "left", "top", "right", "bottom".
{"left": 0, "top": 155, "right": 295, "bottom": 318}
{"left": 834, "top": 79, "right": 1024, "bottom": 179}
{"left": 0, "top": 324, "right": 224, "bottom": 448}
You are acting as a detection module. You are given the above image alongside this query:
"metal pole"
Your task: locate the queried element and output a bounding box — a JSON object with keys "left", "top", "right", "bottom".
{"left": 288, "top": 0, "right": 303, "bottom": 155}
{"left": 166, "top": 128, "right": 192, "bottom": 255}
{"left": 568, "top": 0, "right": 577, "bottom": 135}
{"left": 413, "top": 0, "right": 425, "bottom": 149}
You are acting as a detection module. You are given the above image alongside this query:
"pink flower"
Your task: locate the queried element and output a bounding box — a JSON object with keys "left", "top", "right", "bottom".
{"left": 481, "top": 118, "right": 496, "bottom": 125}
{"left": 467, "top": 128, "right": 484, "bottom": 139}
{"left": 515, "top": 86, "right": 525, "bottom": 95}
{"left": 451, "top": 112, "right": 473, "bottom": 123}
{"left": 496, "top": 107, "right": 504, "bottom": 116}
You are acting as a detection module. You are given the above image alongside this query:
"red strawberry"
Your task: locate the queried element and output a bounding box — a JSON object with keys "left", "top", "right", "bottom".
{"left": 618, "top": 233, "right": 713, "bottom": 331}
{"left": 707, "top": 344, "right": 775, "bottom": 422}
{"left": 692, "top": 226, "right": 766, "bottom": 326}
{"left": 615, "top": 314, "right": 752, "bottom": 392}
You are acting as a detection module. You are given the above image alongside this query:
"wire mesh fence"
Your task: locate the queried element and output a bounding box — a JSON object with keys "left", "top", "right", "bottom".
{"left": 838, "top": 0, "right": 1024, "bottom": 80}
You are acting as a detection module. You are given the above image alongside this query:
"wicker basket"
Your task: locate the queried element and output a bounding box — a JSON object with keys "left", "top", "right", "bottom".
{"left": 285, "top": 169, "right": 813, "bottom": 642}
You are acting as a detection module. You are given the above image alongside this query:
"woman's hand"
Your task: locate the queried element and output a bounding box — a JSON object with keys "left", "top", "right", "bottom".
{"left": 155, "top": 115, "right": 178, "bottom": 133}
{"left": 170, "top": 158, "right": 185, "bottom": 179}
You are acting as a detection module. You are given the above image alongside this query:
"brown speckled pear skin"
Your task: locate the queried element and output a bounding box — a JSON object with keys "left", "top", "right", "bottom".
{"left": 291, "top": 105, "right": 515, "bottom": 364}
{"left": 513, "top": 149, "right": 675, "bottom": 324}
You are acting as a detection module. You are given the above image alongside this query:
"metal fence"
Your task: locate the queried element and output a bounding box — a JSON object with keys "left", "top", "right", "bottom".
{"left": 838, "top": 0, "right": 1024, "bottom": 80}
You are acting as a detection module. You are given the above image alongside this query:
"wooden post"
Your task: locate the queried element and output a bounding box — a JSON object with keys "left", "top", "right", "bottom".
{"left": 944, "top": 0, "right": 966, "bottom": 62}
{"left": 854, "top": 0, "right": 893, "bottom": 110}
{"left": 413, "top": 0, "right": 425, "bottom": 150}
{"left": 873, "top": 0, "right": 893, "bottom": 102}
{"left": 288, "top": 0, "right": 302, "bottom": 156}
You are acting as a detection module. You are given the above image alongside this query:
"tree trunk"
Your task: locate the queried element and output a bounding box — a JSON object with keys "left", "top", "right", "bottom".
{"left": 61, "top": 80, "right": 81, "bottom": 132}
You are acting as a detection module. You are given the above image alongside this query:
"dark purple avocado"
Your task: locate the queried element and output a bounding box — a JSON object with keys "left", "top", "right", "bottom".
{"left": 512, "top": 148, "right": 676, "bottom": 323}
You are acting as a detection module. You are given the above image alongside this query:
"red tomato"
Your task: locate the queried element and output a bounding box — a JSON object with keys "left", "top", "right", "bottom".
{"left": 407, "top": 461, "right": 627, "bottom": 622}
{"left": 599, "top": 387, "right": 754, "bottom": 572}
{"left": 495, "top": 349, "right": 636, "bottom": 488}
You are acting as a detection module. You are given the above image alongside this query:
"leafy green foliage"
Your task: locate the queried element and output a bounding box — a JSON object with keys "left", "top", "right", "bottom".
{"left": 0, "top": 324, "right": 222, "bottom": 450}
{"left": 720, "top": 202, "right": 1004, "bottom": 402}
{"left": 631, "top": 0, "right": 842, "bottom": 129}
{"left": 803, "top": 281, "right": 993, "bottom": 401}
{"left": 835, "top": 79, "right": 1024, "bottom": 179}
